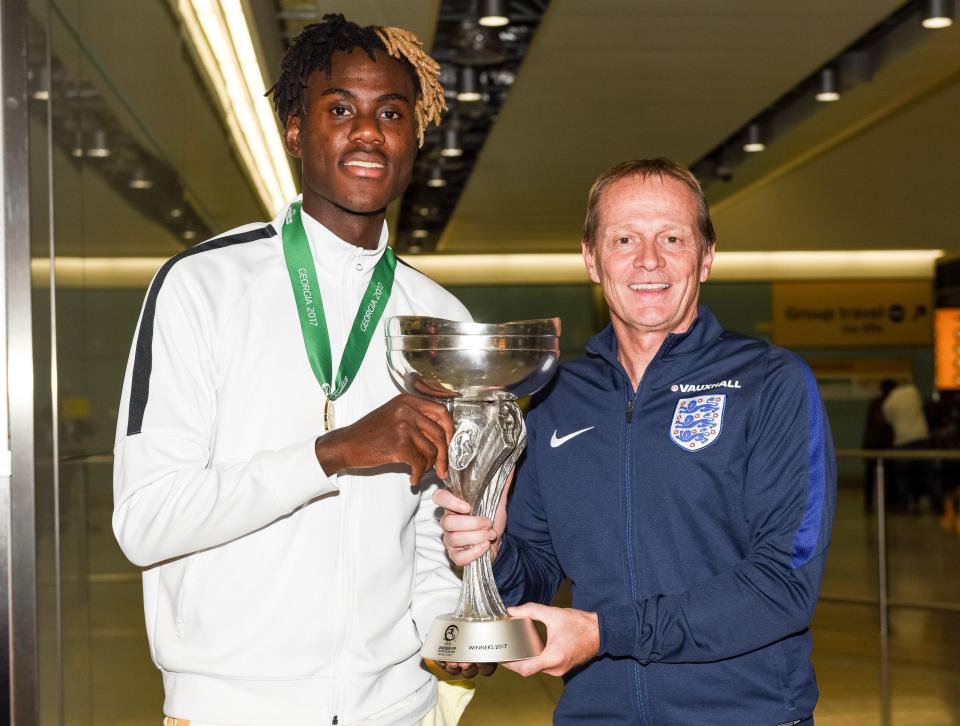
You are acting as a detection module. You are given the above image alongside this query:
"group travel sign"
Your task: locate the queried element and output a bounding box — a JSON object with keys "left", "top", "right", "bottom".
{"left": 772, "top": 281, "right": 932, "bottom": 348}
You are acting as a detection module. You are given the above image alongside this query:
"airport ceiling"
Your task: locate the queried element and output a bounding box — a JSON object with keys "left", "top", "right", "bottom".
{"left": 270, "top": 0, "right": 960, "bottom": 255}
{"left": 42, "top": 1, "right": 960, "bottom": 259}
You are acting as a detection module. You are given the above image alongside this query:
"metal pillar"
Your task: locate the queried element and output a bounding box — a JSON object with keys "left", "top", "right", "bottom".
{"left": 875, "top": 458, "right": 891, "bottom": 726}
{"left": 1, "top": 0, "right": 39, "bottom": 723}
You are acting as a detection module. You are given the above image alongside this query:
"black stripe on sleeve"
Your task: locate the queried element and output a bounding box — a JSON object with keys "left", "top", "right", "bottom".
{"left": 126, "top": 225, "right": 278, "bottom": 436}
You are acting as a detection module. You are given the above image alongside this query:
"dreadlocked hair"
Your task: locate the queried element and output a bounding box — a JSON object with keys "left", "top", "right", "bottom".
{"left": 267, "top": 13, "right": 446, "bottom": 147}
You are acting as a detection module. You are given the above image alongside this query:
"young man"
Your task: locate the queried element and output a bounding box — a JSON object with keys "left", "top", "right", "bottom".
{"left": 437, "top": 158, "right": 837, "bottom": 724}
{"left": 114, "top": 15, "right": 472, "bottom": 725}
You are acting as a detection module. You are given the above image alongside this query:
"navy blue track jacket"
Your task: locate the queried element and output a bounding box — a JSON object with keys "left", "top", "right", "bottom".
{"left": 493, "top": 306, "right": 836, "bottom": 725}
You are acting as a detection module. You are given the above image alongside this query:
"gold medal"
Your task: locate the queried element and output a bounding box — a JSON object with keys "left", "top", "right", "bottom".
{"left": 324, "top": 398, "right": 336, "bottom": 432}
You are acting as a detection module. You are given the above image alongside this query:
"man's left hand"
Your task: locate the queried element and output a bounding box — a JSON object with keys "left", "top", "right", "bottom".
{"left": 502, "top": 603, "right": 600, "bottom": 677}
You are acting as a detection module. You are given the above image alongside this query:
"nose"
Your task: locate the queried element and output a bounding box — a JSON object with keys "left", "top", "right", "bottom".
{"left": 633, "top": 239, "right": 664, "bottom": 271}
{"left": 349, "top": 110, "right": 385, "bottom": 146}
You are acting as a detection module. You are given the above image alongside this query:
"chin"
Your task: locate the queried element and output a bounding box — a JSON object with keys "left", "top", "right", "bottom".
{"left": 341, "top": 197, "right": 391, "bottom": 215}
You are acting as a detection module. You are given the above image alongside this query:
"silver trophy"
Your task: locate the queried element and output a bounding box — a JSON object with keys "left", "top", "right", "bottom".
{"left": 386, "top": 317, "right": 561, "bottom": 662}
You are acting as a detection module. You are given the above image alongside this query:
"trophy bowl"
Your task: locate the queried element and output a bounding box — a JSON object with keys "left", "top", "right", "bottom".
{"left": 385, "top": 316, "right": 561, "bottom": 662}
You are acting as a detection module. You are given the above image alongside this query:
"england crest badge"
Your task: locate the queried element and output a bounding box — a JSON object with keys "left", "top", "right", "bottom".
{"left": 670, "top": 394, "right": 725, "bottom": 451}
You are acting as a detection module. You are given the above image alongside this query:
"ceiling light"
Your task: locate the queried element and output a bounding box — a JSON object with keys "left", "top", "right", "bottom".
{"left": 441, "top": 128, "right": 463, "bottom": 157}
{"left": 922, "top": 0, "right": 954, "bottom": 28}
{"left": 427, "top": 168, "right": 447, "bottom": 188}
{"left": 479, "top": 0, "right": 509, "bottom": 27}
{"left": 456, "top": 67, "right": 482, "bottom": 102}
{"left": 70, "top": 131, "right": 84, "bottom": 158}
{"left": 170, "top": 208, "right": 184, "bottom": 219}
{"left": 453, "top": 25, "right": 507, "bottom": 65}
{"left": 86, "top": 128, "right": 111, "bottom": 158}
{"left": 183, "top": 229, "right": 198, "bottom": 241}
{"left": 128, "top": 168, "right": 154, "bottom": 190}
{"left": 411, "top": 229, "right": 430, "bottom": 239}
{"left": 815, "top": 67, "right": 840, "bottom": 102}
{"left": 33, "top": 251, "right": 943, "bottom": 289}
{"left": 31, "top": 66, "right": 49, "bottom": 101}
{"left": 743, "top": 123, "right": 765, "bottom": 153}
{"left": 715, "top": 144, "right": 740, "bottom": 180}
{"left": 175, "top": 0, "right": 297, "bottom": 213}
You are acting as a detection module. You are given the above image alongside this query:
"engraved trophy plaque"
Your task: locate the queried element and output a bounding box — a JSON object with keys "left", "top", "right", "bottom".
{"left": 386, "top": 317, "right": 561, "bottom": 662}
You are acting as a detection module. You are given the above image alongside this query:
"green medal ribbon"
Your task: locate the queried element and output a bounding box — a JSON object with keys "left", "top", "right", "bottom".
{"left": 281, "top": 201, "right": 396, "bottom": 427}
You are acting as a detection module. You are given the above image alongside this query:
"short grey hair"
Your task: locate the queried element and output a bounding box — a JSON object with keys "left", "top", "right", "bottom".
{"left": 582, "top": 157, "right": 716, "bottom": 249}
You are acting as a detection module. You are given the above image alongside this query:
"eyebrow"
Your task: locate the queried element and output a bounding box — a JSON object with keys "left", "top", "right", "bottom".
{"left": 610, "top": 222, "right": 693, "bottom": 233}
{"left": 319, "top": 87, "right": 412, "bottom": 104}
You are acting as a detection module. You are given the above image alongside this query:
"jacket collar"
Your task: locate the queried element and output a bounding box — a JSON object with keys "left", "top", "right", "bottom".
{"left": 585, "top": 305, "right": 725, "bottom": 371}
{"left": 269, "top": 196, "right": 390, "bottom": 273}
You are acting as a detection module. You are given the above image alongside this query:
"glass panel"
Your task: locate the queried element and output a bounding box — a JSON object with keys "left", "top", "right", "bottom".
{"left": 28, "top": 0, "right": 265, "bottom": 722}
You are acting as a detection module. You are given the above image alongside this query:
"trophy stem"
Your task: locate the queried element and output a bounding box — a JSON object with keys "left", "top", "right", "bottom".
{"left": 455, "top": 551, "right": 507, "bottom": 620}
{"left": 447, "top": 400, "right": 526, "bottom": 622}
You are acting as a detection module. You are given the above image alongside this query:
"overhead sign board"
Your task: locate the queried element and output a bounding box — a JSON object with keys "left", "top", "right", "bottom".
{"left": 935, "top": 308, "right": 960, "bottom": 390}
{"left": 772, "top": 282, "right": 932, "bottom": 347}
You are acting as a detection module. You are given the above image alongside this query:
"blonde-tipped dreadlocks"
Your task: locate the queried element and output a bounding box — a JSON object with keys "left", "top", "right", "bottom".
{"left": 375, "top": 26, "right": 446, "bottom": 146}
{"left": 267, "top": 14, "right": 446, "bottom": 147}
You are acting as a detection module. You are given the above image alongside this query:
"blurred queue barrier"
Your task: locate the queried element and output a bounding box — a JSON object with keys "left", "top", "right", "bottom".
{"left": 824, "top": 449, "right": 960, "bottom": 726}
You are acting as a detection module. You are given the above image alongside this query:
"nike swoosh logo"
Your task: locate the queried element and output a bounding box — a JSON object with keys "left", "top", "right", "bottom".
{"left": 550, "top": 426, "right": 595, "bottom": 448}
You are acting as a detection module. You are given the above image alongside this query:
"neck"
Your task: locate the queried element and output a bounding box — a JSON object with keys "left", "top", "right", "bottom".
{"left": 302, "top": 195, "right": 385, "bottom": 250}
{"left": 613, "top": 323, "right": 667, "bottom": 391}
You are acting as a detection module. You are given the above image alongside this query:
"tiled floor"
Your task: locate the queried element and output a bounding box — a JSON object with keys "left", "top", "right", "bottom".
{"left": 48, "top": 476, "right": 960, "bottom": 724}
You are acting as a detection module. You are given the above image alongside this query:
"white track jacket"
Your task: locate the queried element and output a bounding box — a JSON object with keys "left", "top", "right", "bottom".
{"left": 113, "top": 202, "right": 469, "bottom": 725}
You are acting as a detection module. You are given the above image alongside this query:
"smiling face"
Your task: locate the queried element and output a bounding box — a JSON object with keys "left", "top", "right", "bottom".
{"left": 283, "top": 48, "right": 417, "bottom": 230}
{"left": 582, "top": 174, "right": 715, "bottom": 344}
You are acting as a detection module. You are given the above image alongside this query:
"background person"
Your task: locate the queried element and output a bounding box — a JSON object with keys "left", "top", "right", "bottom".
{"left": 883, "top": 380, "right": 933, "bottom": 512}
{"left": 437, "top": 158, "right": 837, "bottom": 724}
{"left": 862, "top": 378, "right": 896, "bottom": 512}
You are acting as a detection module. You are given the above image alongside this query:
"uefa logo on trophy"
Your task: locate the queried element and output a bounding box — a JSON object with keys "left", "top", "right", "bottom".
{"left": 386, "top": 316, "right": 561, "bottom": 662}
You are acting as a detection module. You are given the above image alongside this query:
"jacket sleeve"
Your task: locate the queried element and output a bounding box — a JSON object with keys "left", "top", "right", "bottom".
{"left": 113, "top": 266, "right": 338, "bottom": 568}
{"left": 410, "top": 477, "right": 462, "bottom": 640}
{"left": 597, "top": 351, "right": 836, "bottom": 664}
{"left": 493, "top": 406, "right": 566, "bottom": 606}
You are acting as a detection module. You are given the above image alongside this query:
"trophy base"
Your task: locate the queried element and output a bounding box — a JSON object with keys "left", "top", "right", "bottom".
{"left": 421, "top": 614, "right": 544, "bottom": 663}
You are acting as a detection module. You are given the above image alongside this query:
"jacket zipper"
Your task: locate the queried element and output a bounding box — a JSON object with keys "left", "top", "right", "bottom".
{"left": 622, "top": 339, "right": 673, "bottom": 726}
{"left": 329, "top": 253, "right": 365, "bottom": 724}
{"left": 622, "top": 386, "right": 644, "bottom": 724}
{"left": 328, "top": 258, "right": 355, "bottom": 725}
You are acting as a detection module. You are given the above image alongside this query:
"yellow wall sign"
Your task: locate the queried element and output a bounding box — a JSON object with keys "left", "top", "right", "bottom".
{"left": 935, "top": 308, "right": 960, "bottom": 390}
{"left": 772, "top": 282, "right": 932, "bottom": 347}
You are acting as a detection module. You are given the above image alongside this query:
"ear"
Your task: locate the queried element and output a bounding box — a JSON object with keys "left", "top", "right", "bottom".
{"left": 582, "top": 240, "right": 601, "bottom": 284}
{"left": 284, "top": 114, "right": 303, "bottom": 159}
{"left": 699, "top": 243, "right": 716, "bottom": 283}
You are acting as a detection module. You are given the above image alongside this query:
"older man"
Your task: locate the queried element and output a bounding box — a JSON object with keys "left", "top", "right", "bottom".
{"left": 437, "top": 158, "right": 836, "bottom": 724}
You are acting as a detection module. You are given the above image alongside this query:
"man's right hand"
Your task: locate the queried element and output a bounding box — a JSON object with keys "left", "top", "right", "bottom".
{"left": 314, "top": 394, "right": 455, "bottom": 485}
{"left": 433, "top": 471, "right": 513, "bottom": 566}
